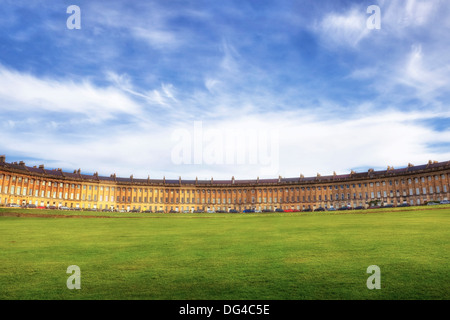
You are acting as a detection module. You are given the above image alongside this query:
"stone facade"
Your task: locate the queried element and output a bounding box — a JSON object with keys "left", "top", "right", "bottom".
{"left": 0, "top": 155, "right": 449, "bottom": 212}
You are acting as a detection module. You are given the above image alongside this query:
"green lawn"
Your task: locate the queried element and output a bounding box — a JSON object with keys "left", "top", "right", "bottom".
{"left": 0, "top": 207, "right": 449, "bottom": 300}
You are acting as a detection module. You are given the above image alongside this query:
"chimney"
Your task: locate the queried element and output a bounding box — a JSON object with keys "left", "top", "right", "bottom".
{"left": 39, "top": 164, "right": 45, "bottom": 169}
{"left": 19, "top": 161, "right": 25, "bottom": 166}
{"left": 0, "top": 155, "right": 5, "bottom": 163}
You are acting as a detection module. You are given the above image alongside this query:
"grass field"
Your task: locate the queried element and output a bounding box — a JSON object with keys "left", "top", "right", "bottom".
{"left": 0, "top": 206, "right": 449, "bottom": 300}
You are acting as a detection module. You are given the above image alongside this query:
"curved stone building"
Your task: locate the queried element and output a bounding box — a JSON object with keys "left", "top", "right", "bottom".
{"left": 0, "top": 155, "right": 449, "bottom": 212}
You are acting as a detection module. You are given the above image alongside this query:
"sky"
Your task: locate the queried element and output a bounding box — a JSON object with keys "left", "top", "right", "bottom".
{"left": 0, "top": 0, "right": 449, "bottom": 180}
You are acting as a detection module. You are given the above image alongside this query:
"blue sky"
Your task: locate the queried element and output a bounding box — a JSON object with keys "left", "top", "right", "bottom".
{"left": 0, "top": 0, "right": 449, "bottom": 180}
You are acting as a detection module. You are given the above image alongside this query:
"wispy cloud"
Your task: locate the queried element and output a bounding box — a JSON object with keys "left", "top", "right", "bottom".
{"left": 0, "top": 65, "right": 143, "bottom": 123}
{"left": 313, "top": 6, "right": 369, "bottom": 48}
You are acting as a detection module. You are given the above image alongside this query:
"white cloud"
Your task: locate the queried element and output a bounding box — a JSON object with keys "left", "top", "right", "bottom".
{"left": 131, "top": 27, "right": 181, "bottom": 49}
{"left": 381, "top": 0, "right": 437, "bottom": 29}
{"left": 0, "top": 65, "right": 143, "bottom": 123}
{"left": 314, "top": 7, "right": 369, "bottom": 48}
{"left": 1, "top": 86, "right": 449, "bottom": 180}
{"left": 401, "top": 44, "right": 450, "bottom": 96}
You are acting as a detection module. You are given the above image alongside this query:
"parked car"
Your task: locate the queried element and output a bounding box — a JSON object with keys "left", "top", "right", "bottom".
{"left": 354, "top": 206, "right": 364, "bottom": 210}
{"left": 275, "top": 208, "right": 284, "bottom": 212}
{"left": 243, "top": 209, "right": 255, "bottom": 213}
{"left": 397, "top": 203, "right": 410, "bottom": 207}
{"left": 302, "top": 208, "right": 312, "bottom": 212}
{"left": 327, "top": 207, "right": 336, "bottom": 211}
{"left": 6, "top": 203, "right": 20, "bottom": 207}
{"left": 338, "top": 206, "right": 349, "bottom": 210}
{"left": 426, "top": 202, "right": 439, "bottom": 206}
{"left": 59, "top": 206, "right": 70, "bottom": 210}
{"left": 283, "top": 209, "right": 294, "bottom": 212}
{"left": 314, "top": 207, "right": 325, "bottom": 212}
{"left": 25, "top": 204, "right": 37, "bottom": 209}
{"left": 383, "top": 204, "right": 394, "bottom": 208}
{"left": 228, "top": 209, "right": 238, "bottom": 213}
{"left": 440, "top": 200, "right": 450, "bottom": 204}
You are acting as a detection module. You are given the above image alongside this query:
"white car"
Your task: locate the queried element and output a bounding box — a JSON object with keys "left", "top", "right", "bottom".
{"left": 440, "top": 200, "right": 450, "bottom": 204}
